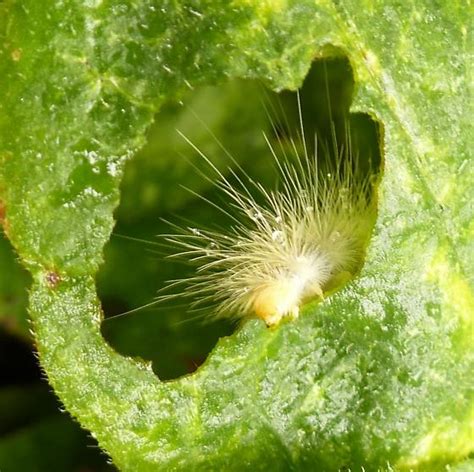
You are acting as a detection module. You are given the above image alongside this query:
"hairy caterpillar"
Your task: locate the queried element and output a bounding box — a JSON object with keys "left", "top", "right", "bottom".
{"left": 158, "top": 94, "right": 377, "bottom": 327}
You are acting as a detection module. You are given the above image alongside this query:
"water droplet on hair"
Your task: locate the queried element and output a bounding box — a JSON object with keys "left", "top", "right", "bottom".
{"left": 271, "top": 230, "right": 283, "bottom": 242}
{"left": 330, "top": 231, "right": 341, "bottom": 242}
{"left": 205, "top": 241, "right": 218, "bottom": 256}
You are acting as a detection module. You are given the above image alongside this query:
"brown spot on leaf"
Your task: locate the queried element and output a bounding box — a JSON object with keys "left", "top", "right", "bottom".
{"left": 0, "top": 200, "right": 9, "bottom": 237}
{"left": 0, "top": 199, "right": 5, "bottom": 223}
{"left": 11, "top": 48, "right": 22, "bottom": 61}
{"left": 46, "top": 271, "right": 61, "bottom": 288}
{"left": 0, "top": 151, "right": 13, "bottom": 161}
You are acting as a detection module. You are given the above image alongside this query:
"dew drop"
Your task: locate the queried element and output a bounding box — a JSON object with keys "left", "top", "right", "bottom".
{"left": 188, "top": 7, "right": 203, "bottom": 18}
{"left": 107, "top": 161, "right": 119, "bottom": 177}
{"left": 457, "top": 159, "right": 468, "bottom": 173}
{"left": 271, "top": 230, "right": 283, "bottom": 242}
{"left": 330, "top": 231, "right": 341, "bottom": 242}
{"left": 251, "top": 210, "right": 264, "bottom": 222}
{"left": 205, "top": 241, "right": 218, "bottom": 256}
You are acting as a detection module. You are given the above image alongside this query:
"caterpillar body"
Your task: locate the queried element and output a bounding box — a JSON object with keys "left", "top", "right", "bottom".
{"left": 162, "top": 95, "right": 377, "bottom": 327}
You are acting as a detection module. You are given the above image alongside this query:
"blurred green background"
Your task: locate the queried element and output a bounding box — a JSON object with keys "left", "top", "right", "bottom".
{"left": 0, "top": 58, "right": 380, "bottom": 471}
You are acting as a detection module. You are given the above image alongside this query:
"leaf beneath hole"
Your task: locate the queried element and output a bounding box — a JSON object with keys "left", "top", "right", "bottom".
{"left": 0, "top": 233, "right": 30, "bottom": 339}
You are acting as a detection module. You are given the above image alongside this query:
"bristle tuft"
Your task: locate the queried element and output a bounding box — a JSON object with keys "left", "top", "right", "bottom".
{"left": 164, "top": 123, "right": 376, "bottom": 326}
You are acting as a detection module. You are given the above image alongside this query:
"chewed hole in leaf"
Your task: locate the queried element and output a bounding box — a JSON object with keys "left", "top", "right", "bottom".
{"left": 98, "top": 57, "right": 383, "bottom": 381}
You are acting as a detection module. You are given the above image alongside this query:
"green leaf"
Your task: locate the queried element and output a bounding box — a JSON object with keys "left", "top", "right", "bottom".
{"left": 0, "top": 231, "right": 30, "bottom": 339}
{"left": 0, "top": 1, "right": 471, "bottom": 471}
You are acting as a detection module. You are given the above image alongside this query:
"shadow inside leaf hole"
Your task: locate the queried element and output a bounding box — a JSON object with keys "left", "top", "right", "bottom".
{"left": 98, "top": 56, "right": 382, "bottom": 381}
